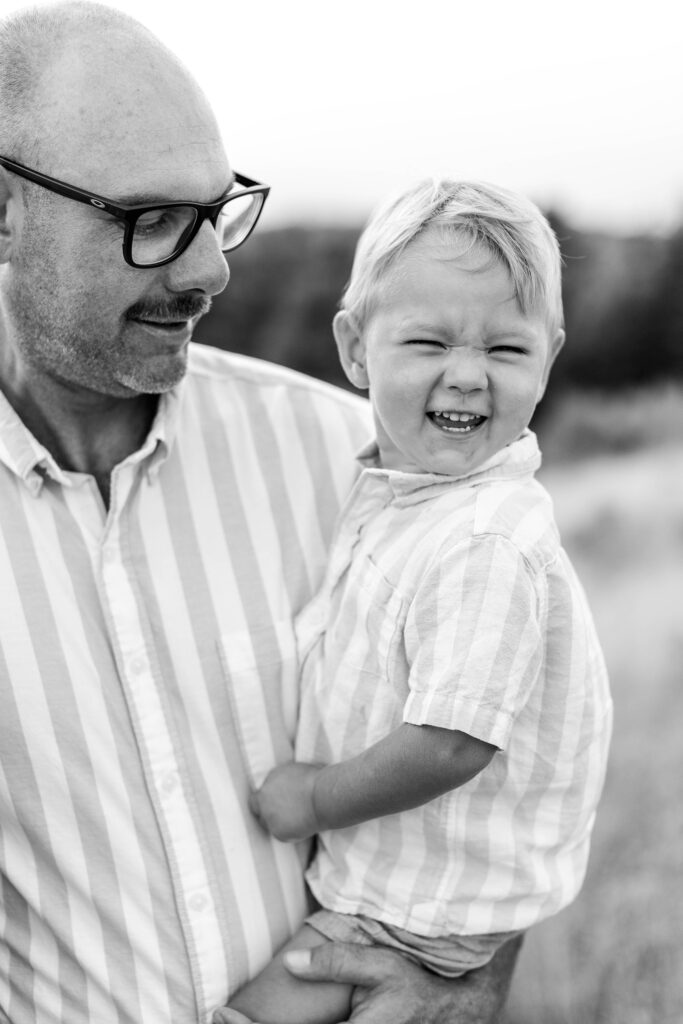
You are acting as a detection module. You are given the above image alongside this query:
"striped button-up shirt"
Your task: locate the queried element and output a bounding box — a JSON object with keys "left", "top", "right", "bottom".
{"left": 0, "top": 344, "right": 370, "bottom": 1024}
{"left": 296, "top": 431, "right": 612, "bottom": 938}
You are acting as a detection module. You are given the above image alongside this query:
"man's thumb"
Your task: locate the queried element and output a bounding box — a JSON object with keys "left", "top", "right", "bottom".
{"left": 284, "top": 941, "right": 394, "bottom": 985}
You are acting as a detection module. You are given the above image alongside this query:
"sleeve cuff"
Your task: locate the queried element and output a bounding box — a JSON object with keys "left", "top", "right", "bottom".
{"left": 403, "top": 689, "right": 513, "bottom": 749}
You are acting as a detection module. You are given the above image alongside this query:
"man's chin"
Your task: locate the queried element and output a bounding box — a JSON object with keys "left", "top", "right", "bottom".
{"left": 116, "top": 350, "right": 189, "bottom": 396}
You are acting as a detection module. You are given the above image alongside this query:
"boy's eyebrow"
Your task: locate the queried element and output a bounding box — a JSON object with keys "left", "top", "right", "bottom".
{"left": 486, "top": 327, "right": 540, "bottom": 340}
{"left": 486, "top": 325, "right": 548, "bottom": 344}
{"left": 392, "top": 318, "right": 542, "bottom": 342}
{"left": 391, "top": 315, "right": 445, "bottom": 331}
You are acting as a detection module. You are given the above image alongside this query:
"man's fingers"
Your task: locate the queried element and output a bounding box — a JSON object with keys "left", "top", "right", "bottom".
{"left": 212, "top": 1008, "right": 258, "bottom": 1024}
{"left": 283, "top": 941, "right": 399, "bottom": 986}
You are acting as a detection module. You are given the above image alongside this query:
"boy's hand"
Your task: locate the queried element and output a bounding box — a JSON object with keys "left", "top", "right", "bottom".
{"left": 250, "top": 762, "right": 323, "bottom": 842}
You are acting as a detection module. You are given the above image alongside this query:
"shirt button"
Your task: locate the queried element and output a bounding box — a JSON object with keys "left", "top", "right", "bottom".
{"left": 130, "top": 656, "right": 147, "bottom": 676}
{"left": 161, "top": 772, "right": 178, "bottom": 795}
{"left": 189, "top": 892, "right": 207, "bottom": 912}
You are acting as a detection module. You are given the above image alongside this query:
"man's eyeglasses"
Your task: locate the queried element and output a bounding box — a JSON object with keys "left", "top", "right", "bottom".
{"left": 0, "top": 155, "right": 270, "bottom": 268}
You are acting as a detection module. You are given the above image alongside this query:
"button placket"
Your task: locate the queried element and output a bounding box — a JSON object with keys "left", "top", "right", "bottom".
{"left": 98, "top": 511, "right": 224, "bottom": 1015}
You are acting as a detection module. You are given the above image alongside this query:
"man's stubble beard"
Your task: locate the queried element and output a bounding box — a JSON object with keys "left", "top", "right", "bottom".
{"left": 6, "top": 235, "right": 193, "bottom": 398}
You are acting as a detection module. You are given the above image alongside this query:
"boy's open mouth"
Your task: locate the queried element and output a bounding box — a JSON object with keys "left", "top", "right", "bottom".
{"left": 428, "top": 411, "right": 487, "bottom": 433}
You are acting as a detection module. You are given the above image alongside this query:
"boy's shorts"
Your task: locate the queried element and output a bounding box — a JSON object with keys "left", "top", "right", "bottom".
{"left": 306, "top": 908, "right": 521, "bottom": 979}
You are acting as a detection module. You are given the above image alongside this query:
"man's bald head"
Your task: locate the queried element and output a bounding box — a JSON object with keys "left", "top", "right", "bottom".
{"left": 0, "top": 1, "right": 219, "bottom": 181}
{"left": 0, "top": 1, "right": 231, "bottom": 401}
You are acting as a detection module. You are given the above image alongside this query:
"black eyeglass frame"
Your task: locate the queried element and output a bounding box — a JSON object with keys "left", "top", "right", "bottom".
{"left": 0, "top": 155, "right": 270, "bottom": 268}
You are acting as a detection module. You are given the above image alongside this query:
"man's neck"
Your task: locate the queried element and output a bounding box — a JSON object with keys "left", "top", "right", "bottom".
{"left": 0, "top": 362, "right": 158, "bottom": 508}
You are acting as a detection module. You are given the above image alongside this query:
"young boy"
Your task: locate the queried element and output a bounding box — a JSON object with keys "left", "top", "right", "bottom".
{"left": 223, "top": 179, "right": 612, "bottom": 1024}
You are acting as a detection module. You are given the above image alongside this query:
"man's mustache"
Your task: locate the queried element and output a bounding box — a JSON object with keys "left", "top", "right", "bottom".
{"left": 126, "top": 294, "right": 212, "bottom": 321}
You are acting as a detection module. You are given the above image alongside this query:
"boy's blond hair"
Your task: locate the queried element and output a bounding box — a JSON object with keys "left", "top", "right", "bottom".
{"left": 341, "top": 178, "right": 563, "bottom": 334}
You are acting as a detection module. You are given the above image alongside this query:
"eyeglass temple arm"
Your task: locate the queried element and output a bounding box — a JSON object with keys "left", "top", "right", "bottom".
{"left": 0, "top": 155, "right": 120, "bottom": 214}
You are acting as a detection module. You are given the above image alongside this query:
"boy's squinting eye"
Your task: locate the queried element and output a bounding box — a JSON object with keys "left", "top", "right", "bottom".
{"left": 404, "top": 339, "right": 447, "bottom": 349}
{"left": 489, "top": 344, "right": 527, "bottom": 355}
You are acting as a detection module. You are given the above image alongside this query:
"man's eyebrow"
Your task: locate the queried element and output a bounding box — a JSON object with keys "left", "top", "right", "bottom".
{"left": 113, "top": 174, "right": 236, "bottom": 207}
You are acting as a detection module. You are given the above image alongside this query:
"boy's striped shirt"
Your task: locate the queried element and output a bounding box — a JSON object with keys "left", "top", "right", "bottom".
{"left": 296, "top": 432, "right": 613, "bottom": 938}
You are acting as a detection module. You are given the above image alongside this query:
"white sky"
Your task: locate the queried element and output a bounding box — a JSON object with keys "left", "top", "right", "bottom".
{"left": 3, "top": 0, "right": 683, "bottom": 234}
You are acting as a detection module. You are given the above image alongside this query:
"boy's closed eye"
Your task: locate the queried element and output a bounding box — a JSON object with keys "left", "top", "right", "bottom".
{"left": 403, "top": 339, "right": 448, "bottom": 348}
{"left": 488, "top": 344, "right": 528, "bottom": 355}
{"left": 402, "top": 338, "right": 528, "bottom": 354}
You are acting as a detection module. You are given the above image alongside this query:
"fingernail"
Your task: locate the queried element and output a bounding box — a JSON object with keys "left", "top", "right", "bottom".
{"left": 283, "top": 949, "right": 312, "bottom": 971}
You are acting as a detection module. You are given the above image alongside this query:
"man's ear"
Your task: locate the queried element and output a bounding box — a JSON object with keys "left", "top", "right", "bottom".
{"left": 536, "top": 328, "right": 565, "bottom": 402}
{"left": 332, "top": 310, "right": 369, "bottom": 391}
{"left": 0, "top": 169, "right": 19, "bottom": 264}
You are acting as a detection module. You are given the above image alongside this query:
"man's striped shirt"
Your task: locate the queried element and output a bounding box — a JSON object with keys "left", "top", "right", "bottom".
{"left": 0, "top": 344, "right": 370, "bottom": 1024}
{"left": 296, "top": 431, "right": 613, "bottom": 938}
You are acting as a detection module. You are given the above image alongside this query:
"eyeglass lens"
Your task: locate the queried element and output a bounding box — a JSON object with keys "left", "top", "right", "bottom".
{"left": 131, "top": 193, "right": 264, "bottom": 266}
{"left": 131, "top": 206, "right": 198, "bottom": 266}
{"left": 217, "top": 192, "right": 264, "bottom": 251}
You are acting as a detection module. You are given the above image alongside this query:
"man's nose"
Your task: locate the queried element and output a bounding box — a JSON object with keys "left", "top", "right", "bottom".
{"left": 164, "top": 218, "right": 230, "bottom": 296}
{"left": 442, "top": 348, "right": 487, "bottom": 392}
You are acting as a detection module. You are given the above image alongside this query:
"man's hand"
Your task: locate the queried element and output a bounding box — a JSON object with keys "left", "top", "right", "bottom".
{"left": 250, "top": 762, "right": 323, "bottom": 842}
{"left": 280, "top": 936, "right": 522, "bottom": 1024}
{"left": 212, "top": 1010, "right": 256, "bottom": 1024}
{"left": 213, "top": 936, "right": 522, "bottom": 1024}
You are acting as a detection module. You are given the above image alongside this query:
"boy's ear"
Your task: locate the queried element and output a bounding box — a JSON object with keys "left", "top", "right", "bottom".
{"left": 536, "top": 328, "right": 565, "bottom": 402}
{"left": 333, "top": 310, "right": 369, "bottom": 391}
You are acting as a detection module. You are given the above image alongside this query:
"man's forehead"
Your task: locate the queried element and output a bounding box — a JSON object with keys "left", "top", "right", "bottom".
{"left": 34, "top": 30, "right": 230, "bottom": 201}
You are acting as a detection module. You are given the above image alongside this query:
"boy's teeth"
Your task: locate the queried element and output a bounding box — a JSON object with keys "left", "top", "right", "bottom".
{"left": 430, "top": 410, "right": 486, "bottom": 432}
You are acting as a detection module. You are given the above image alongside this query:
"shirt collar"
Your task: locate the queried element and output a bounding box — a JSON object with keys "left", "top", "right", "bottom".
{"left": 355, "top": 430, "right": 541, "bottom": 502}
{"left": 143, "top": 380, "right": 183, "bottom": 480}
{"left": 0, "top": 379, "right": 184, "bottom": 495}
{"left": 0, "top": 390, "right": 57, "bottom": 495}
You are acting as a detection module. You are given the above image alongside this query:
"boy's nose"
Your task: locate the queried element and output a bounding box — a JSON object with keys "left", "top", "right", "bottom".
{"left": 442, "top": 349, "right": 487, "bottom": 392}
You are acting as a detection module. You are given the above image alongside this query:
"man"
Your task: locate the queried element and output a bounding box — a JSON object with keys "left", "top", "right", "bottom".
{"left": 0, "top": 3, "right": 521, "bottom": 1021}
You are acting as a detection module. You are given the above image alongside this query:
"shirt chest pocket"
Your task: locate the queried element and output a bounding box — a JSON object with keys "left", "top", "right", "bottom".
{"left": 218, "top": 620, "right": 298, "bottom": 789}
{"left": 326, "top": 555, "right": 406, "bottom": 679}
{"left": 311, "top": 557, "right": 408, "bottom": 749}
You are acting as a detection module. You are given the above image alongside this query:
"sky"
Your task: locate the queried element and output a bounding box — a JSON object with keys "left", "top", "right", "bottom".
{"left": 3, "top": 0, "right": 682, "bottom": 235}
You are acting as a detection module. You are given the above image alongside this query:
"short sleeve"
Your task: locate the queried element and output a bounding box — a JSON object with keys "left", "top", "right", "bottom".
{"left": 402, "top": 533, "right": 543, "bottom": 749}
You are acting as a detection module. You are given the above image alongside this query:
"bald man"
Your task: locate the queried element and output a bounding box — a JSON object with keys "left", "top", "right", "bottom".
{"left": 0, "top": 3, "right": 521, "bottom": 1022}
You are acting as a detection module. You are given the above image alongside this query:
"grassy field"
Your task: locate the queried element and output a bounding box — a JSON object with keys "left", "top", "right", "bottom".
{"left": 504, "top": 433, "right": 683, "bottom": 1024}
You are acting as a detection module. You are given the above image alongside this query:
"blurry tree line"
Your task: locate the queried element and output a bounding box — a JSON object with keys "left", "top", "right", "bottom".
{"left": 194, "top": 215, "right": 683, "bottom": 416}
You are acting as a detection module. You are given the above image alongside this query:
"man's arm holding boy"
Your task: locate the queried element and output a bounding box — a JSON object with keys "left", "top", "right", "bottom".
{"left": 218, "top": 932, "right": 522, "bottom": 1024}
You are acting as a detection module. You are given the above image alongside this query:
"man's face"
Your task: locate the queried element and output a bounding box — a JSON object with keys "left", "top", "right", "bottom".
{"left": 2, "top": 33, "right": 231, "bottom": 399}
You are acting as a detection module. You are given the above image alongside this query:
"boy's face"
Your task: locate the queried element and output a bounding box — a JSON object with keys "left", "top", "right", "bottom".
{"left": 335, "top": 229, "right": 564, "bottom": 476}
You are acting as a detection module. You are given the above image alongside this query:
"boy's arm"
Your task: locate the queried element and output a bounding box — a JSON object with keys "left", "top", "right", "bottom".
{"left": 251, "top": 723, "right": 496, "bottom": 842}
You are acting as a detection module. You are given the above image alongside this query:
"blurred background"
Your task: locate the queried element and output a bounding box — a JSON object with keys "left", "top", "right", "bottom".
{"left": 5, "top": 0, "right": 682, "bottom": 1019}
